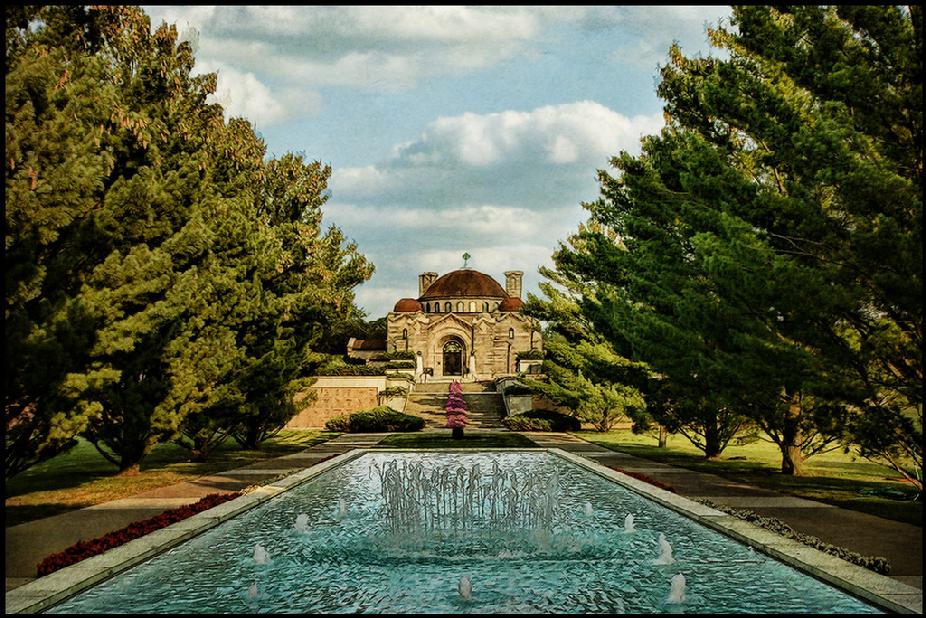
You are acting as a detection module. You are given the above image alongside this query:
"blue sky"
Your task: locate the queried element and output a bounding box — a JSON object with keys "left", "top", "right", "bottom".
{"left": 143, "top": 6, "right": 733, "bottom": 319}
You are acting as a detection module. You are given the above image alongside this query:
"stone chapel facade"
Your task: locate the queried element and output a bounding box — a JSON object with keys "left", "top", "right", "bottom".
{"left": 386, "top": 269, "right": 542, "bottom": 380}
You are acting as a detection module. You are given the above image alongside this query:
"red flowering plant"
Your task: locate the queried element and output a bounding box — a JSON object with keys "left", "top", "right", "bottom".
{"left": 444, "top": 381, "right": 468, "bottom": 438}
{"left": 36, "top": 492, "right": 239, "bottom": 576}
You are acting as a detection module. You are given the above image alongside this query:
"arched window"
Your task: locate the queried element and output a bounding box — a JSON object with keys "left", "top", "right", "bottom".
{"left": 493, "top": 302, "right": 500, "bottom": 311}
{"left": 402, "top": 328, "right": 408, "bottom": 339}
{"left": 483, "top": 302, "right": 489, "bottom": 312}
{"left": 469, "top": 301, "right": 476, "bottom": 312}
{"left": 445, "top": 301, "right": 452, "bottom": 312}
{"left": 434, "top": 303, "right": 440, "bottom": 313}
{"left": 456, "top": 301, "right": 464, "bottom": 312}
{"left": 508, "top": 328, "right": 515, "bottom": 339}
{"left": 425, "top": 302, "right": 430, "bottom": 312}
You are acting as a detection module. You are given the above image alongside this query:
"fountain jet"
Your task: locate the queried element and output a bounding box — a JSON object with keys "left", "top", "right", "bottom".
{"left": 667, "top": 573, "right": 687, "bottom": 603}
{"left": 458, "top": 576, "right": 473, "bottom": 600}
{"left": 654, "top": 533, "right": 675, "bottom": 565}
{"left": 624, "top": 513, "right": 635, "bottom": 533}
{"left": 253, "top": 543, "right": 269, "bottom": 565}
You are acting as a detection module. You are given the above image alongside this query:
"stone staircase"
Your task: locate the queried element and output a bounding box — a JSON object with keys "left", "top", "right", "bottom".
{"left": 404, "top": 381, "right": 507, "bottom": 429}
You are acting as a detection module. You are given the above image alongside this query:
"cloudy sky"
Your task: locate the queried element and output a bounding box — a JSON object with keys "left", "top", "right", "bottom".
{"left": 143, "top": 6, "right": 733, "bottom": 319}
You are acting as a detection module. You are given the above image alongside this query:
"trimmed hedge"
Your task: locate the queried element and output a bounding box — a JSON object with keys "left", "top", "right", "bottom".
{"left": 515, "top": 349, "right": 544, "bottom": 361}
{"left": 378, "top": 386, "right": 409, "bottom": 398}
{"left": 370, "top": 351, "right": 416, "bottom": 361}
{"left": 696, "top": 499, "right": 892, "bottom": 575}
{"left": 384, "top": 360, "right": 415, "bottom": 369}
{"left": 502, "top": 409, "right": 580, "bottom": 432}
{"left": 317, "top": 365, "right": 386, "bottom": 376}
{"left": 504, "top": 383, "right": 534, "bottom": 396}
{"left": 325, "top": 406, "right": 425, "bottom": 433}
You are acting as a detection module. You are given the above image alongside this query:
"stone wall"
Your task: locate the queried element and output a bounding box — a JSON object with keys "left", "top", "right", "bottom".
{"left": 285, "top": 376, "right": 395, "bottom": 428}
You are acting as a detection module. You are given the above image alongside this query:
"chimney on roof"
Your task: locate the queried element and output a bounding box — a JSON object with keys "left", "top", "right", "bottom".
{"left": 504, "top": 271, "right": 523, "bottom": 299}
{"left": 418, "top": 272, "right": 438, "bottom": 296}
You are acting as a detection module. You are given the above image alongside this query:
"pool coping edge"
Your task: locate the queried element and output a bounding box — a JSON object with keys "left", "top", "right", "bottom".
{"left": 3, "top": 449, "right": 366, "bottom": 615}
{"left": 550, "top": 447, "right": 922, "bottom": 615}
{"left": 6, "top": 446, "right": 921, "bottom": 615}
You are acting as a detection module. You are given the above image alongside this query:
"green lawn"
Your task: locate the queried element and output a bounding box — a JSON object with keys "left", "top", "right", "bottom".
{"left": 577, "top": 429, "right": 922, "bottom": 526}
{"left": 378, "top": 432, "right": 538, "bottom": 449}
{"left": 4, "top": 430, "right": 336, "bottom": 527}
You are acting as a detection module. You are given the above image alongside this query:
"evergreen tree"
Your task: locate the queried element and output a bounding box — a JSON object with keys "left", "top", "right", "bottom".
{"left": 656, "top": 6, "right": 921, "bottom": 480}
{"left": 6, "top": 6, "right": 223, "bottom": 474}
{"left": 559, "top": 6, "right": 920, "bottom": 477}
{"left": 522, "top": 231, "right": 648, "bottom": 433}
{"left": 5, "top": 6, "right": 373, "bottom": 475}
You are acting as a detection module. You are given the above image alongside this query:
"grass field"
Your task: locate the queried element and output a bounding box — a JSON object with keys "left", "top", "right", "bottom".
{"left": 6, "top": 427, "right": 920, "bottom": 529}
{"left": 4, "top": 431, "right": 335, "bottom": 527}
{"left": 577, "top": 429, "right": 922, "bottom": 526}
{"left": 377, "top": 432, "right": 537, "bottom": 449}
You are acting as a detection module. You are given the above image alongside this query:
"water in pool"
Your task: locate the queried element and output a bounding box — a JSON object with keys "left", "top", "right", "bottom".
{"left": 47, "top": 451, "right": 881, "bottom": 614}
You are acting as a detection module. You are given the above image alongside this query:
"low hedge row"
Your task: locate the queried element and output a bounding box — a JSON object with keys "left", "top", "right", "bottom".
{"left": 515, "top": 349, "right": 544, "bottom": 361}
{"left": 502, "top": 409, "right": 580, "bottom": 432}
{"left": 696, "top": 499, "right": 892, "bottom": 575}
{"left": 503, "top": 383, "right": 534, "bottom": 396}
{"left": 378, "top": 386, "right": 409, "bottom": 398}
{"left": 370, "top": 351, "right": 416, "bottom": 361}
{"left": 316, "top": 365, "right": 386, "bottom": 376}
{"left": 325, "top": 406, "right": 425, "bottom": 433}
{"left": 36, "top": 492, "right": 239, "bottom": 576}
{"left": 607, "top": 466, "right": 676, "bottom": 492}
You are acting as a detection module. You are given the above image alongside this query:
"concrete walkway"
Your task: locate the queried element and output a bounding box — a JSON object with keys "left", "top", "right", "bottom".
{"left": 526, "top": 432, "right": 923, "bottom": 591}
{"left": 5, "top": 431, "right": 922, "bottom": 596}
{"left": 4, "top": 433, "right": 385, "bottom": 592}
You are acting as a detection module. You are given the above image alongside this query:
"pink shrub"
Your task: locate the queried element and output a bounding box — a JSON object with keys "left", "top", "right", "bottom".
{"left": 444, "top": 381, "right": 468, "bottom": 430}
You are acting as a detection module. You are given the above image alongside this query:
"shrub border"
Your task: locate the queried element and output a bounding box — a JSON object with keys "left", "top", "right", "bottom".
{"left": 6, "top": 450, "right": 363, "bottom": 615}
{"left": 694, "top": 498, "right": 892, "bottom": 575}
{"left": 36, "top": 493, "right": 239, "bottom": 576}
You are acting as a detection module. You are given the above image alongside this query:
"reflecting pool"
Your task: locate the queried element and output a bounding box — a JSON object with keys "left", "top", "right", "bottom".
{"left": 48, "top": 451, "right": 881, "bottom": 614}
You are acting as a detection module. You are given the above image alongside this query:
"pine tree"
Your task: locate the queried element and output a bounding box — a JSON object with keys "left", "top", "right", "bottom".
{"left": 522, "top": 242, "right": 647, "bottom": 433}
{"left": 5, "top": 7, "right": 374, "bottom": 475}
{"left": 561, "top": 6, "right": 920, "bottom": 478}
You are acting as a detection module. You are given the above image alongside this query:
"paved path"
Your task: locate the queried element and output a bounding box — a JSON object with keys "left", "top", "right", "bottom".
{"left": 526, "top": 432, "right": 923, "bottom": 590}
{"left": 3, "top": 433, "right": 386, "bottom": 592}
{"left": 5, "top": 431, "right": 922, "bottom": 595}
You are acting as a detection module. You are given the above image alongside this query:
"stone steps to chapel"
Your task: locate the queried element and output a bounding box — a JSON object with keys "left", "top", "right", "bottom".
{"left": 404, "top": 389, "right": 506, "bottom": 428}
{"left": 412, "top": 380, "right": 497, "bottom": 394}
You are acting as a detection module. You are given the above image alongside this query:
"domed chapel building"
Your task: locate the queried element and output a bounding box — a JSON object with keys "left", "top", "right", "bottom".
{"left": 387, "top": 267, "right": 542, "bottom": 380}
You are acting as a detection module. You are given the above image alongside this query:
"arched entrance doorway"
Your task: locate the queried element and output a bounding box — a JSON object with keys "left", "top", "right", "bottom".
{"left": 442, "top": 338, "right": 465, "bottom": 376}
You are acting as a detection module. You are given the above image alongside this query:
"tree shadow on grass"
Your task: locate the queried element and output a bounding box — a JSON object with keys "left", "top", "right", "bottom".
{"left": 5, "top": 503, "right": 96, "bottom": 528}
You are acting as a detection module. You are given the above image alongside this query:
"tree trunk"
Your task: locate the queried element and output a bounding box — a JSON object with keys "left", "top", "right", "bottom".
{"left": 118, "top": 461, "right": 141, "bottom": 476}
{"left": 658, "top": 425, "right": 668, "bottom": 449}
{"left": 703, "top": 424, "right": 722, "bottom": 459}
{"left": 780, "top": 391, "right": 805, "bottom": 476}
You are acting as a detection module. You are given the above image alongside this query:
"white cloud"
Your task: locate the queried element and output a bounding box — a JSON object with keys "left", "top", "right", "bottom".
{"left": 327, "top": 203, "right": 577, "bottom": 242}
{"left": 195, "top": 61, "right": 294, "bottom": 127}
{"left": 146, "top": 6, "right": 580, "bottom": 92}
{"left": 323, "top": 101, "right": 662, "bottom": 316}
{"left": 331, "top": 101, "right": 664, "bottom": 208}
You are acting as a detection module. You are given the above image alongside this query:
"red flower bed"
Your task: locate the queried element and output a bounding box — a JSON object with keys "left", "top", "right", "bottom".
{"left": 36, "top": 492, "right": 239, "bottom": 576}
{"left": 607, "top": 467, "right": 676, "bottom": 493}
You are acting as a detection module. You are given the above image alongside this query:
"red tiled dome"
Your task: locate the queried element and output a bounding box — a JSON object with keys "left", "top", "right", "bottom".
{"left": 498, "top": 296, "right": 524, "bottom": 312}
{"left": 393, "top": 298, "right": 423, "bottom": 312}
{"left": 419, "top": 269, "right": 508, "bottom": 299}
